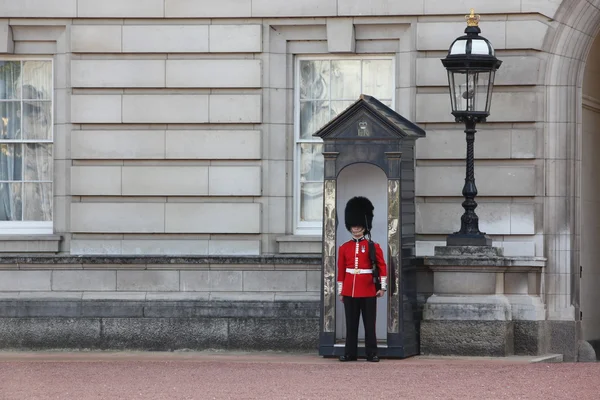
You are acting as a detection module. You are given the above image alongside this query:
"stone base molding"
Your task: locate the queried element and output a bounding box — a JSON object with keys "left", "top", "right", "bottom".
{"left": 0, "top": 296, "right": 319, "bottom": 352}
{"left": 0, "top": 235, "right": 62, "bottom": 254}
{"left": 0, "top": 255, "right": 321, "bottom": 351}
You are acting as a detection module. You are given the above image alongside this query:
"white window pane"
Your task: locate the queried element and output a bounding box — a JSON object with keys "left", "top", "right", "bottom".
{"left": 299, "top": 142, "right": 324, "bottom": 223}
{"left": 331, "top": 101, "right": 356, "bottom": 119}
{"left": 299, "top": 60, "right": 330, "bottom": 100}
{"left": 0, "top": 60, "right": 53, "bottom": 229}
{"left": 0, "top": 101, "right": 21, "bottom": 140}
{"left": 300, "top": 101, "right": 330, "bottom": 140}
{"left": 0, "top": 144, "right": 22, "bottom": 181}
{"left": 23, "top": 101, "right": 51, "bottom": 140}
{"left": 23, "top": 61, "right": 52, "bottom": 100}
{"left": 331, "top": 60, "right": 361, "bottom": 100}
{"left": 300, "top": 143, "right": 324, "bottom": 182}
{"left": 0, "top": 61, "right": 21, "bottom": 99}
{"left": 23, "top": 182, "right": 52, "bottom": 221}
{"left": 295, "top": 57, "right": 394, "bottom": 231}
{"left": 300, "top": 182, "right": 323, "bottom": 222}
{"left": 362, "top": 60, "right": 394, "bottom": 99}
{"left": 24, "top": 144, "right": 52, "bottom": 182}
{"left": 0, "top": 182, "right": 22, "bottom": 221}
{"left": 451, "top": 72, "right": 469, "bottom": 112}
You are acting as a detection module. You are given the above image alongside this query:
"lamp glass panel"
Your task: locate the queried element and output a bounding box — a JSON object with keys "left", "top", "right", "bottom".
{"left": 449, "top": 69, "right": 493, "bottom": 113}
{"left": 473, "top": 70, "right": 492, "bottom": 113}
{"left": 447, "top": 71, "right": 458, "bottom": 112}
{"left": 449, "top": 70, "right": 467, "bottom": 112}
{"left": 485, "top": 70, "right": 497, "bottom": 113}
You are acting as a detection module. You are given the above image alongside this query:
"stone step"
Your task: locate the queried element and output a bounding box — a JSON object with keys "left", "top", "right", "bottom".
{"left": 416, "top": 354, "right": 565, "bottom": 363}
{"left": 530, "top": 354, "right": 564, "bottom": 363}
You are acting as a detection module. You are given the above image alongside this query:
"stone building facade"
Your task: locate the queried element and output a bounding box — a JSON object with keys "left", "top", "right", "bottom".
{"left": 0, "top": 0, "right": 599, "bottom": 361}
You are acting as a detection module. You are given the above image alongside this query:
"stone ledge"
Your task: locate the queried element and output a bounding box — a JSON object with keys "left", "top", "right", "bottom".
{"left": 0, "top": 235, "right": 62, "bottom": 253}
{"left": 276, "top": 235, "right": 322, "bottom": 242}
{"left": 435, "top": 246, "right": 504, "bottom": 257}
{"left": 276, "top": 235, "right": 322, "bottom": 254}
{"left": 0, "top": 255, "right": 322, "bottom": 267}
{"left": 0, "top": 291, "right": 321, "bottom": 302}
{"left": 413, "top": 255, "right": 546, "bottom": 271}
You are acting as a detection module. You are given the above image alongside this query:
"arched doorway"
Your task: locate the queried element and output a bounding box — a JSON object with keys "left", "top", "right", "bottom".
{"left": 544, "top": 0, "right": 600, "bottom": 359}
{"left": 581, "top": 33, "right": 600, "bottom": 355}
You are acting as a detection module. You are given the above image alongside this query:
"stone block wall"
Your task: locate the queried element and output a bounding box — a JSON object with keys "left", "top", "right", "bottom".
{"left": 0, "top": 255, "right": 321, "bottom": 350}
{"left": 65, "top": 19, "right": 266, "bottom": 256}
{"left": 0, "top": 0, "right": 583, "bottom": 353}
{"left": 0, "top": 299, "right": 319, "bottom": 351}
{"left": 0, "top": 0, "right": 560, "bottom": 260}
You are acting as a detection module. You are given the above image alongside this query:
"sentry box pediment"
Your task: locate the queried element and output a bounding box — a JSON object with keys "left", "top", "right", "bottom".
{"left": 314, "top": 95, "right": 426, "bottom": 359}
{"left": 313, "top": 94, "right": 425, "bottom": 181}
{"left": 313, "top": 94, "right": 425, "bottom": 142}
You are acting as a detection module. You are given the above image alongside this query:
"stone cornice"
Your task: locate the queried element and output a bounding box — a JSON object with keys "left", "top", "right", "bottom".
{"left": 0, "top": 255, "right": 322, "bottom": 269}
{"left": 412, "top": 255, "right": 546, "bottom": 272}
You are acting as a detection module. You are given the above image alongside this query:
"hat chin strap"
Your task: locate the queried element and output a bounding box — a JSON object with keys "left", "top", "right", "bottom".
{"left": 364, "top": 216, "right": 372, "bottom": 240}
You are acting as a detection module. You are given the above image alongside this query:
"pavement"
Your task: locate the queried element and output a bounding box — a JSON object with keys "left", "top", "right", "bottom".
{"left": 0, "top": 350, "right": 599, "bottom": 400}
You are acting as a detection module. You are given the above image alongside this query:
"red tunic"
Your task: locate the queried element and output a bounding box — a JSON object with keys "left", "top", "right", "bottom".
{"left": 337, "top": 238, "right": 387, "bottom": 298}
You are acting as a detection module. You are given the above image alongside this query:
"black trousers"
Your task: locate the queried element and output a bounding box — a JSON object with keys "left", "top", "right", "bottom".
{"left": 343, "top": 296, "right": 378, "bottom": 357}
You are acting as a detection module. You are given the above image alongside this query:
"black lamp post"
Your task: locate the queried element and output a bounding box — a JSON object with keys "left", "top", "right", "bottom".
{"left": 441, "top": 9, "right": 502, "bottom": 247}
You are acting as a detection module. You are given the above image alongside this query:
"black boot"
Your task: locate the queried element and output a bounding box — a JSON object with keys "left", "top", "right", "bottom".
{"left": 339, "top": 355, "right": 357, "bottom": 362}
{"left": 366, "top": 355, "right": 380, "bottom": 362}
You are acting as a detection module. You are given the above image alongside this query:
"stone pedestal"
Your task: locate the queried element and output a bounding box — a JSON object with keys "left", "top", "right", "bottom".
{"left": 421, "top": 294, "right": 514, "bottom": 356}
{"left": 415, "top": 246, "right": 546, "bottom": 357}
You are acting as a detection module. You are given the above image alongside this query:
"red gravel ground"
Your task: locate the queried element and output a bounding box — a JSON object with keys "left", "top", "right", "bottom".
{"left": 0, "top": 352, "right": 598, "bottom": 400}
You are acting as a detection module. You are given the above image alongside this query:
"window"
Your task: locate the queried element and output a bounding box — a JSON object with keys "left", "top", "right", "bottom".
{"left": 294, "top": 57, "right": 395, "bottom": 234}
{"left": 0, "top": 60, "right": 53, "bottom": 234}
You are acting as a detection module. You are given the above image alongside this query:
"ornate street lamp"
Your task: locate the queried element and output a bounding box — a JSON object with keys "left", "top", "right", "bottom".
{"left": 441, "top": 9, "right": 502, "bottom": 246}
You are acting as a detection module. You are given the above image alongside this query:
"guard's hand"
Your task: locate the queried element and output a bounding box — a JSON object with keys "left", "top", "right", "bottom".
{"left": 339, "top": 295, "right": 344, "bottom": 302}
{"left": 376, "top": 290, "right": 386, "bottom": 298}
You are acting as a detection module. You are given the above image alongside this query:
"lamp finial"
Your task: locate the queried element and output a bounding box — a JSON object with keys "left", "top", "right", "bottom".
{"left": 466, "top": 9, "right": 480, "bottom": 27}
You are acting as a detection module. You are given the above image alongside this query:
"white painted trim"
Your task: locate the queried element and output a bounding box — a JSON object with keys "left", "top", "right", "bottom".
{"left": 0, "top": 221, "right": 53, "bottom": 234}
{"left": 293, "top": 55, "right": 396, "bottom": 235}
{"left": 0, "top": 57, "right": 54, "bottom": 234}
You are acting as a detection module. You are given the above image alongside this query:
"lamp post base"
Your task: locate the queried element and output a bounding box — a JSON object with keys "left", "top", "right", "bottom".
{"left": 446, "top": 233, "right": 492, "bottom": 247}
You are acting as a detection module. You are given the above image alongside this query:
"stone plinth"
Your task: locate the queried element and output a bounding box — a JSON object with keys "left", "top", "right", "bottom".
{"left": 421, "top": 320, "right": 515, "bottom": 357}
{"left": 415, "top": 246, "right": 546, "bottom": 357}
{"left": 0, "top": 255, "right": 322, "bottom": 352}
{"left": 0, "top": 297, "right": 319, "bottom": 351}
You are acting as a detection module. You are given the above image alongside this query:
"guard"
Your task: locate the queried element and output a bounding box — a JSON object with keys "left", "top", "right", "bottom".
{"left": 337, "top": 196, "right": 388, "bottom": 362}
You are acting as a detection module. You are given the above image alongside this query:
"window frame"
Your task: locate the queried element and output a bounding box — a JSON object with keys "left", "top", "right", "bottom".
{"left": 0, "top": 56, "right": 54, "bottom": 235}
{"left": 293, "top": 55, "right": 396, "bottom": 235}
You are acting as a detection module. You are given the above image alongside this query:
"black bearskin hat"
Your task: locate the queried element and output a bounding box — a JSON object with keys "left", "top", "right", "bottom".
{"left": 344, "top": 196, "right": 374, "bottom": 233}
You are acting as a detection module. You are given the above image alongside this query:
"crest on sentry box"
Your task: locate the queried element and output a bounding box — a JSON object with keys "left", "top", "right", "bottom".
{"left": 357, "top": 120, "right": 370, "bottom": 137}
{"left": 313, "top": 94, "right": 425, "bottom": 141}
